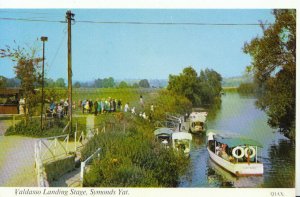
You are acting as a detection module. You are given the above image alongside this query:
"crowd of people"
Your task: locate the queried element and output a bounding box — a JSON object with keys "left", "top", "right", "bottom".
{"left": 46, "top": 95, "right": 155, "bottom": 122}
{"left": 47, "top": 98, "right": 75, "bottom": 118}
{"left": 79, "top": 98, "right": 122, "bottom": 115}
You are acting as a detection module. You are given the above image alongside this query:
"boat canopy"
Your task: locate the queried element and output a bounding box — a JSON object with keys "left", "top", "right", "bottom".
{"left": 214, "top": 136, "right": 263, "bottom": 148}
{"left": 154, "top": 128, "right": 173, "bottom": 136}
{"left": 189, "top": 112, "right": 207, "bottom": 122}
{"left": 172, "top": 132, "right": 192, "bottom": 140}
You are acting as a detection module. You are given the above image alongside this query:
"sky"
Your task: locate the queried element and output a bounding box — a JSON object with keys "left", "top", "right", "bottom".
{"left": 0, "top": 9, "right": 275, "bottom": 82}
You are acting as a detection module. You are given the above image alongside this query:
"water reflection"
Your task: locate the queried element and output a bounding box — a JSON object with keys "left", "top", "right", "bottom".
{"left": 179, "top": 92, "right": 295, "bottom": 188}
{"left": 262, "top": 139, "right": 295, "bottom": 188}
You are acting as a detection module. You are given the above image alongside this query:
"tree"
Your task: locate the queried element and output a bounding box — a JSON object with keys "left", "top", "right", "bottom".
{"left": 198, "top": 69, "right": 223, "bottom": 104}
{"left": 139, "top": 79, "right": 150, "bottom": 88}
{"left": 168, "top": 67, "right": 201, "bottom": 106}
{"left": 243, "top": 9, "right": 295, "bottom": 139}
{"left": 55, "top": 78, "right": 66, "bottom": 88}
{"left": 0, "top": 43, "right": 43, "bottom": 121}
{"left": 6, "top": 77, "right": 20, "bottom": 87}
{"left": 0, "top": 76, "right": 7, "bottom": 87}
{"left": 132, "top": 83, "right": 139, "bottom": 88}
{"left": 94, "top": 77, "right": 115, "bottom": 88}
{"left": 45, "top": 78, "right": 55, "bottom": 87}
{"left": 118, "top": 81, "right": 128, "bottom": 88}
{"left": 103, "top": 77, "right": 115, "bottom": 88}
{"left": 167, "top": 66, "right": 222, "bottom": 106}
{"left": 74, "top": 81, "right": 81, "bottom": 88}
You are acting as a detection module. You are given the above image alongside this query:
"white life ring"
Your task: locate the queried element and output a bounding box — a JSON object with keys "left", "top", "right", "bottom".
{"left": 244, "top": 146, "right": 256, "bottom": 158}
{"left": 232, "top": 146, "right": 244, "bottom": 159}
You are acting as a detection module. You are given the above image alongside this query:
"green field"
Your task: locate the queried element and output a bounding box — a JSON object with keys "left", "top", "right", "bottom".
{"left": 45, "top": 87, "right": 158, "bottom": 115}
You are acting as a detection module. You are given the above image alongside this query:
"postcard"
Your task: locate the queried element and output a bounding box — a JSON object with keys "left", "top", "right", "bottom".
{"left": 0, "top": 1, "right": 298, "bottom": 197}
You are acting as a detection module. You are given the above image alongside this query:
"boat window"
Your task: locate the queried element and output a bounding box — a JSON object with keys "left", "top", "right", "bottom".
{"left": 194, "top": 122, "right": 201, "bottom": 126}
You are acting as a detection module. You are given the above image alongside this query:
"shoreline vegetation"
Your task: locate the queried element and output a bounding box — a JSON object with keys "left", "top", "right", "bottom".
{"left": 3, "top": 66, "right": 223, "bottom": 187}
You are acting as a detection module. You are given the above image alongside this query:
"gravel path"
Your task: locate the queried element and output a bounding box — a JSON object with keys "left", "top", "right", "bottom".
{"left": 0, "top": 136, "right": 37, "bottom": 186}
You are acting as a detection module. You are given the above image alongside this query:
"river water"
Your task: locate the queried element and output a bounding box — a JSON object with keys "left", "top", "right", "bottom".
{"left": 179, "top": 92, "right": 295, "bottom": 188}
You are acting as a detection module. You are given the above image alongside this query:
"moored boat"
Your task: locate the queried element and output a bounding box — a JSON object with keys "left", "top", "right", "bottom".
{"left": 172, "top": 132, "right": 192, "bottom": 156}
{"left": 154, "top": 128, "right": 174, "bottom": 148}
{"left": 206, "top": 131, "right": 263, "bottom": 176}
{"left": 188, "top": 112, "right": 207, "bottom": 134}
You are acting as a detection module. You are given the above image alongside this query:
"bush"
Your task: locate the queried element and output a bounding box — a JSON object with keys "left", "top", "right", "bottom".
{"left": 81, "top": 115, "right": 189, "bottom": 187}
{"left": 5, "top": 118, "right": 68, "bottom": 137}
{"left": 45, "top": 155, "right": 75, "bottom": 183}
{"left": 147, "top": 90, "right": 192, "bottom": 121}
{"left": 237, "top": 82, "right": 256, "bottom": 94}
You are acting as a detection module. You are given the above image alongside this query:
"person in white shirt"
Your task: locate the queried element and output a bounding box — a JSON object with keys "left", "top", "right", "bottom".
{"left": 124, "top": 103, "right": 129, "bottom": 112}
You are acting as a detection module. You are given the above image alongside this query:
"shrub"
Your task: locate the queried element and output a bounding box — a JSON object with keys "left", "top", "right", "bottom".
{"left": 5, "top": 118, "right": 68, "bottom": 137}
{"left": 237, "top": 82, "right": 256, "bottom": 94}
{"left": 147, "top": 90, "right": 192, "bottom": 121}
{"left": 45, "top": 155, "right": 75, "bottom": 183}
{"left": 81, "top": 115, "right": 189, "bottom": 187}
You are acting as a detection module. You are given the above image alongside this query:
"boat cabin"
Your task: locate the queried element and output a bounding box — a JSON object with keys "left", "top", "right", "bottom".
{"left": 154, "top": 128, "right": 174, "bottom": 147}
{"left": 208, "top": 132, "right": 263, "bottom": 163}
{"left": 206, "top": 131, "right": 264, "bottom": 176}
{"left": 188, "top": 112, "right": 207, "bottom": 133}
{"left": 172, "top": 132, "right": 192, "bottom": 156}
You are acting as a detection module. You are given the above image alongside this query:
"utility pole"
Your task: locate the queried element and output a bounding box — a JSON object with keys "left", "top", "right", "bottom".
{"left": 40, "top": 36, "right": 48, "bottom": 131}
{"left": 66, "top": 10, "right": 75, "bottom": 133}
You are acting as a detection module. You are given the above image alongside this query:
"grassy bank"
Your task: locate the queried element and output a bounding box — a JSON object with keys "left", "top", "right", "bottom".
{"left": 81, "top": 114, "right": 189, "bottom": 187}
{"left": 80, "top": 90, "right": 192, "bottom": 187}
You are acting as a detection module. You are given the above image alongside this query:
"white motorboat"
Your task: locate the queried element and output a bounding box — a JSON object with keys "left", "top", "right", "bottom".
{"left": 206, "top": 131, "right": 263, "bottom": 176}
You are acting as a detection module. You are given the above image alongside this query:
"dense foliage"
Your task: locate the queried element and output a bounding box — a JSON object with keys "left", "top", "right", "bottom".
{"left": 148, "top": 89, "right": 192, "bottom": 121}
{"left": 5, "top": 118, "right": 66, "bottom": 137}
{"left": 243, "top": 9, "right": 295, "bottom": 139}
{"left": 168, "top": 67, "right": 222, "bottom": 106}
{"left": 138, "top": 79, "right": 150, "bottom": 88}
{"left": 1, "top": 43, "right": 43, "bottom": 121}
{"left": 45, "top": 155, "right": 75, "bottom": 183}
{"left": 237, "top": 82, "right": 257, "bottom": 94}
{"left": 118, "top": 81, "right": 129, "bottom": 88}
{"left": 81, "top": 115, "right": 189, "bottom": 187}
{"left": 94, "top": 77, "right": 115, "bottom": 88}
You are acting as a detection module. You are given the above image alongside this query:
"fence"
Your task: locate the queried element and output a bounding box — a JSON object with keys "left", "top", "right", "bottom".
{"left": 34, "top": 142, "right": 49, "bottom": 187}
{"left": 74, "top": 127, "right": 105, "bottom": 152}
{"left": 34, "top": 134, "right": 70, "bottom": 187}
{"left": 80, "top": 147, "right": 102, "bottom": 187}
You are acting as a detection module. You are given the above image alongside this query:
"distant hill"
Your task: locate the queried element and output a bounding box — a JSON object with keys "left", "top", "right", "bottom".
{"left": 222, "top": 76, "right": 253, "bottom": 88}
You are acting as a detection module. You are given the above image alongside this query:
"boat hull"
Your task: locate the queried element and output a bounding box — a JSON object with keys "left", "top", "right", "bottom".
{"left": 207, "top": 147, "right": 263, "bottom": 176}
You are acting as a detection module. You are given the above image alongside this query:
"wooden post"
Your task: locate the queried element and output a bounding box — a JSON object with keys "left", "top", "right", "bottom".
{"left": 40, "top": 36, "right": 48, "bottom": 131}
{"left": 13, "top": 115, "right": 15, "bottom": 133}
{"left": 66, "top": 10, "right": 75, "bottom": 133}
{"left": 74, "top": 131, "right": 77, "bottom": 152}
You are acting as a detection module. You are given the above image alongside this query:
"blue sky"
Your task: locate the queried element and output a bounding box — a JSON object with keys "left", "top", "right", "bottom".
{"left": 0, "top": 9, "right": 275, "bottom": 81}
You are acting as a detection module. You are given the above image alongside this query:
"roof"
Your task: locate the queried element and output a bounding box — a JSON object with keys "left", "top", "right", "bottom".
{"left": 0, "top": 88, "right": 23, "bottom": 96}
{"left": 214, "top": 135, "right": 263, "bottom": 148}
{"left": 189, "top": 112, "right": 207, "bottom": 122}
{"left": 207, "top": 130, "right": 263, "bottom": 148}
{"left": 172, "top": 132, "right": 192, "bottom": 140}
{"left": 154, "top": 128, "right": 173, "bottom": 136}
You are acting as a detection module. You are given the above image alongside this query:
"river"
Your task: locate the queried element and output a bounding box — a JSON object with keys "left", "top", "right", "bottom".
{"left": 179, "top": 92, "right": 295, "bottom": 188}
